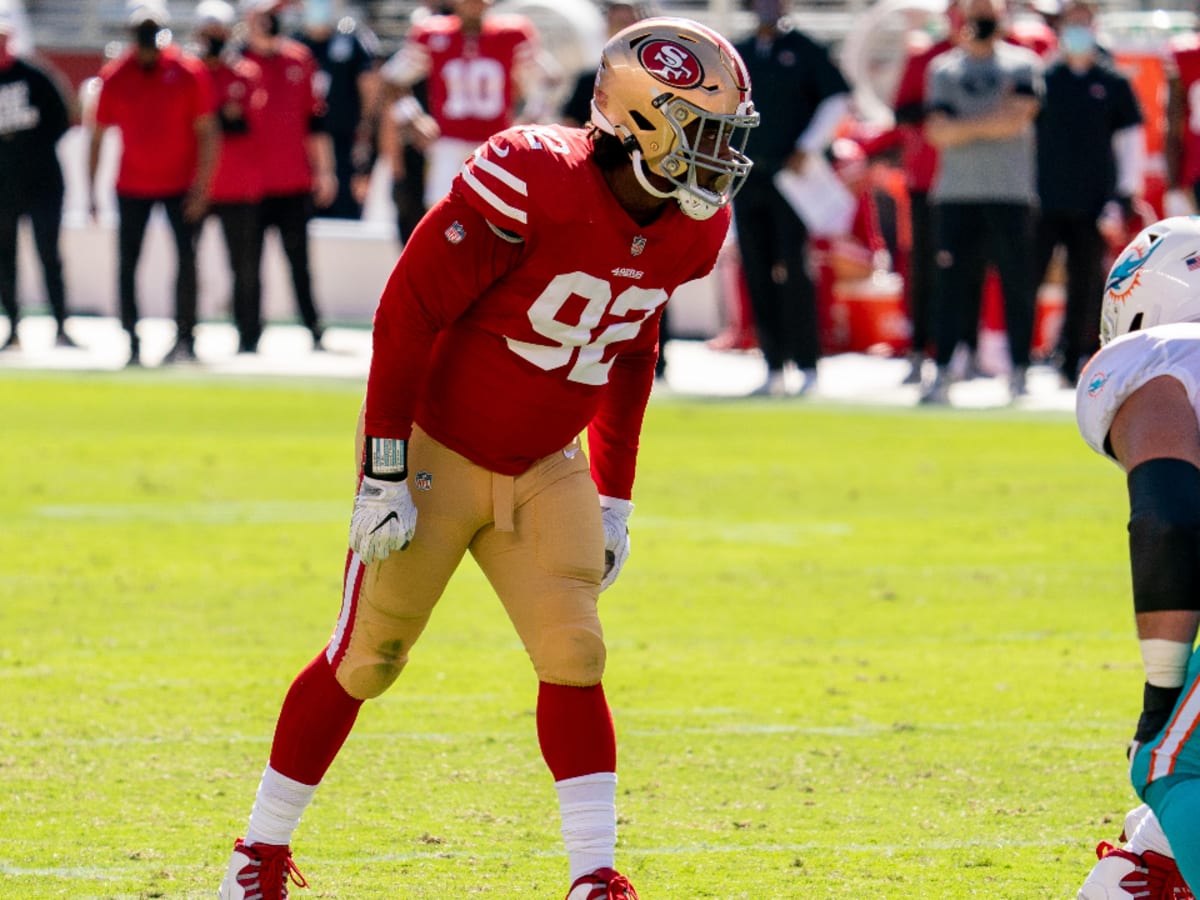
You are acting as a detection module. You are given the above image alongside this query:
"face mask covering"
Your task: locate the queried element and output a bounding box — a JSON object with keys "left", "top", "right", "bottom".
{"left": 970, "top": 17, "right": 998, "bottom": 40}
{"left": 305, "top": 0, "right": 334, "bottom": 27}
{"left": 135, "top": 21, "right": 161, "bottom": 51}
{"left": 1060, "top": 24, "right": 1095, "bottom": 56}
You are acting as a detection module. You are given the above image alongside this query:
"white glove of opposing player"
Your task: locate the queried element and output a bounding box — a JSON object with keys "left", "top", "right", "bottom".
{"left": 349, "top": 475, "right": 418, "bottom": 564}
{"left": 599, "top": 496, "right": 633, "bottom": 592}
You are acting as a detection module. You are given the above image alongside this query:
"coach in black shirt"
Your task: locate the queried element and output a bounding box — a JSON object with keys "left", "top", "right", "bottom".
{"left": 0, "top": 12, "right": 73, "bottom": 351}
{"left": 733, "top": 0, "right": 850, "bottom": 398}
{"left": 1035, "top": 0, "right": 1143, "bottom": 383}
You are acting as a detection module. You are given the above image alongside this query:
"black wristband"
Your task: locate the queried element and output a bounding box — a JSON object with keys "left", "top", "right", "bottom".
{"left": 1133, "top": 681, "right": 1183, "bottom": 744}
{"left": 363, "top": 436, "right": 407, "bottom": 481}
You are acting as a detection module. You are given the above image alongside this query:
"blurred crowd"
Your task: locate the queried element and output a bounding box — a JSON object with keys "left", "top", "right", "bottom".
{"left": 0, "top": 0, "right": 1184, "bottom": 401}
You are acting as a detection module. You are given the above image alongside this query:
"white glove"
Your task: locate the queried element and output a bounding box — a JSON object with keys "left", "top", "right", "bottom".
{"left": 1164, "top": 188, "right": 1196, "bottom": 218}
{"left": 349, "top": 475, "right": 418, "bottom": 564}
{"left": 599, "top": 496, "right": 633, "bottom": 592}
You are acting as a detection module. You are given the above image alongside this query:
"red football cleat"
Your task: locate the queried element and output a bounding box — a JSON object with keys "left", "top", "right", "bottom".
{"left": 1077, "top": 841, "right": 1195, "bottom": 899}
{"left": 566, "top": 867, "right": 640, "bottom": 900}
{"left": 218, "top": 838, "right": 308, "bottom": 900}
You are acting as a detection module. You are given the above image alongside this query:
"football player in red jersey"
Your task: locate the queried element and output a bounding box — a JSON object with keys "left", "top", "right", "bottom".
{"left": 218, "top": 17, "right": 758, "bottom": 900}
{"left": 380, "top": 0, "right": 560, "bottom": 211}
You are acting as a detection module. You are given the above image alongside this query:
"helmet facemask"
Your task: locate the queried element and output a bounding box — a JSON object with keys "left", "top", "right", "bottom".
{"left": 589, "top": 17, "right": 759, "bottom": 221}
{"left": 634, "top": 95, "right": 757, "bottom": 220}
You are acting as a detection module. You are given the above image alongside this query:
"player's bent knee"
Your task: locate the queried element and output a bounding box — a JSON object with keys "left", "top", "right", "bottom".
{"left": 532, "top": 624, "right": 606, "bottom": 686}
{"left": 334, "top": 641, "right": 411, "bottom": 699}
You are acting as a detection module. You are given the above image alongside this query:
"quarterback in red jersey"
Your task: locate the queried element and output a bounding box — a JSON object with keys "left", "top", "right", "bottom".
{"left": 381, "top": 0, "right": 559, "bottom": 208}
{"left": 218, "top": 17, "right": 758, "bottom": 900}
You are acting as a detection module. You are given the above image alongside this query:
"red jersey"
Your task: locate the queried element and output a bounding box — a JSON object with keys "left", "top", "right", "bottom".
{"left": 243, "top": 39, "right": 324, "bottom": 196}
{"left": 207, "top": 57, "right": 266, "bottom": 203}
{"left": 1171, "top": 35, "right": 1200, "bottom": 188}
{"left": 403, "top": 14, "right": 538, "bottom": 143}
{"left": 364, "top": 125, "right": 729, "bottom": 498}
{"left": 95, "top": 46, "right": 215, "bottom": 197}
{"left": 890, "top": 38, "right": 952, "bottom": 193}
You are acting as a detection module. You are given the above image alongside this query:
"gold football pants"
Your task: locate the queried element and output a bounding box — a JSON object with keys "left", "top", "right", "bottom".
{"left": 330, "top": 423, "right": 607, "bottom": 699}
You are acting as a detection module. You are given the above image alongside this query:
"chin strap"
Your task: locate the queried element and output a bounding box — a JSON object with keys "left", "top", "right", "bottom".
{"left": 629, "top": 149, "right": 721, "bottom": 221}
{"left": 629, "top": 149, "right": 673, "bottom": 200}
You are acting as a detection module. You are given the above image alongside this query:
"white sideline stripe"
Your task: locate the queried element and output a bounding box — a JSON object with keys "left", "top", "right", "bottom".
{"left": 33, "top": 501, "right": 345, "bottom": 524}
{"left": 29, "top": 503, "right": 854, "bottom": 543}
{"left": 637, "top": 516, "right": 852, "bottom": 542}
{"left": 0, "top": 835, "right": 1088, "bottom": 880}
{"left": 3, "top": 719, "right": 1128, "bottom": 748}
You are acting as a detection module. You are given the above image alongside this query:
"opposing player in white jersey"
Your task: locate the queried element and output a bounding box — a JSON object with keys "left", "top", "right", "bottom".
{"left": 216, "top": 17, "right": 757, "bottom": 900}
{"left": 1075, "top": 216, "right": 1200, "bottom": 899}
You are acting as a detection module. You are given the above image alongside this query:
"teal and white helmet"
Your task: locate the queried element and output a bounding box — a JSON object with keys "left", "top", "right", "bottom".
{"left": 1101, "top": 215, "right": 1200, "bottom": 345}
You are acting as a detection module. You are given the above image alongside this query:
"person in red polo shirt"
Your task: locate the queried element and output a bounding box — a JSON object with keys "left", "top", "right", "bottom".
{"left": 194, "top": 0, "right": 268, "bottom": 354}
{"left": 88, "top": 1, "right": 218, "bottom": 367}
{"left": 240, "top": 0, "right": 336, "bottom": 351}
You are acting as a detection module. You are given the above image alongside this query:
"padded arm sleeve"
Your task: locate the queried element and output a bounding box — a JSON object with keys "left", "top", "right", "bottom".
{"left": 1127, "top": 457, "right": 1200, "bottom": 614}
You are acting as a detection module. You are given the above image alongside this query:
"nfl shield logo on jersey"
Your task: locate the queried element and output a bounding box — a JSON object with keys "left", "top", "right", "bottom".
{"left": 414, "top": 471, "right": 433, "bottom": 492}
{"left": 444, "top": 221, "right": 466, "bottom": 244}
{"left": 630, "top": 235, "right": 646, "bottom": 256}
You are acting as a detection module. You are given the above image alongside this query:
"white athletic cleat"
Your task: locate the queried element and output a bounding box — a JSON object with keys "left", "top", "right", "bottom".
{"left": 218, "top": 838, "right": 308, "bottom": 900}
{"left": 566, "top": 867, "right": 640, "bottom": 900}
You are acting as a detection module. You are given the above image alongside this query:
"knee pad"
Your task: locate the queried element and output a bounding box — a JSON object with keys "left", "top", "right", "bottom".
{"left": 334, "top": 636, "right": 412, "bottom": 700}
{"left": 531, "top": 622, "right": 606, "bottom": 687}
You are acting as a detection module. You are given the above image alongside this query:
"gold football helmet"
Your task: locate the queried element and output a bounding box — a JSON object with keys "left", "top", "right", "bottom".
{"left": 591, "top": 17, "right": 759, "bottom": 220}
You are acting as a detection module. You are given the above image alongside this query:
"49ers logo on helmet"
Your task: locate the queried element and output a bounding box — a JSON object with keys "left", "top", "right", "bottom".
{"left": 638, "top": 39, "right": 704, "bottom": 88}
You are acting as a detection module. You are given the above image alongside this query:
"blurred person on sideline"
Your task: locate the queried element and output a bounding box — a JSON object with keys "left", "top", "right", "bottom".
{"left": 1165, "top": 18, "right": 1200, "bottom": 217}
{"left": 560, "top": 0, "right": 651, "bottom": 127}
{"left": 1034, "top": 0, "right": 1143, "bottom": 386}
{"left": 0, "top": 8, "right": 75, "bottom": 351}
{"left": 733, "top": 0, "right": 850, "bottom": 397}
{"left": 919, "top": 0, "right": 1043, "bottom": 405}
{"left": 88, "top": 0, "right": 219, "bottom": 367}
{"left": 215, "top": 17, "right": 757, "bottom": 900}
{"left": 1073, "top": 216, "right": 1200, "bottom": 899}
{"left": 861, "top": 4, "right": 964, "bottom": 384}
{"left": 378, "top": 0, "right": 560, "bottom": 211}
{"left": 376, "top": 1, "right": 442, "bottom": 244}
{"left": 241, "top": 0, "right": 335, "bottom": 351}
{"left": 297, "top": 0, "right": 381, "bottom": 220}
{"left": 194, "top": 0, "right": 268, "bottom": 354}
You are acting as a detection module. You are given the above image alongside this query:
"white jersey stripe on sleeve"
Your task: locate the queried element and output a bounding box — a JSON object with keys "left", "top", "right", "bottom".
{"left": 461, "top": 165, "right": 529, "bottom": 225}
{"left": 472, "top": 150, "right": 529, "bottom": 196}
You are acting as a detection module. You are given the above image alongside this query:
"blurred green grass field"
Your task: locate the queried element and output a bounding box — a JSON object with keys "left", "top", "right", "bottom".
{"left": 0, "top": 371, "right": 1146, "bottom": 898}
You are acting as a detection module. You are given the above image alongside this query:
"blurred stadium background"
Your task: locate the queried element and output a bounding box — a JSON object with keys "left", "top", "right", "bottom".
{"left": 2, "top": 0, "right": 1198, "bottom": 350}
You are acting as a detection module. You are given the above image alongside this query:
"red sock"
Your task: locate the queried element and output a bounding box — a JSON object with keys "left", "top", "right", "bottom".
{"left": 268, "top": 653, "right": 363, "bottom": 785}
{"left": 536, "top": 681, "right": 616, "bottom": 781}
